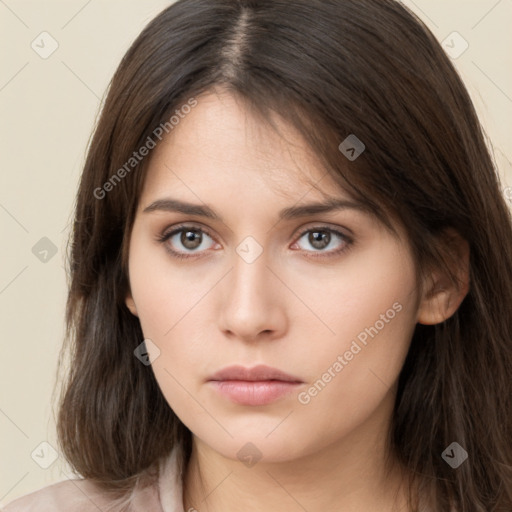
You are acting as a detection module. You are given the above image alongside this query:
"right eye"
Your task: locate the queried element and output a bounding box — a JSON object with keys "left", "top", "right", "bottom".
{"left": 157, "top": 224, "right": 219, "bottom": 260}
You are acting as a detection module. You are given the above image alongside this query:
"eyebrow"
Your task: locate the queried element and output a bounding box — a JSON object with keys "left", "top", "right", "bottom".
{"left": 142, "top": 196, "right": 368, "bottom": 221}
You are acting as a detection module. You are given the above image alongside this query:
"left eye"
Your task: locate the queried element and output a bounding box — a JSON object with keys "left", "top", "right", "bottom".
{"left": 292, "top": 227, "right": 350, "bottom": 256}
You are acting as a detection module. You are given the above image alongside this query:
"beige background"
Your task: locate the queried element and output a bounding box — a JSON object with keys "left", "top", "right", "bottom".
{"left": 1, "top": 0, "right": 511, "bottom": 506}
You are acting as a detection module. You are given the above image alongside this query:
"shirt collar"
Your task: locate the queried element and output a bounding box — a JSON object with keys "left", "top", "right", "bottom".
{"left": 158, "top": 443, "right": 186, "bottom": 512}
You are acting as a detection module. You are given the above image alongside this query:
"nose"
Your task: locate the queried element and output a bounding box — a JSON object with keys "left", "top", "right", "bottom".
{"left": 217, "top": 248, "right": 288, "bottom": 342}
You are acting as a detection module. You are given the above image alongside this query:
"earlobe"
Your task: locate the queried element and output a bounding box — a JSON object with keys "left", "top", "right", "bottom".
{"left": 125, "top": 293, "right": 138, "bottom": 317}
{"left": 416, "top": 231, "right": 470, "bottom": 326}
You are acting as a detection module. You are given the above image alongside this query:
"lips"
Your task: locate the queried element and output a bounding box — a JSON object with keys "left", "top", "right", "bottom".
{"left": 207, "top": 364, "right": 303, "bottom": 406}
{"left": 207, "top": 364, "right": 303, "bottom": 383}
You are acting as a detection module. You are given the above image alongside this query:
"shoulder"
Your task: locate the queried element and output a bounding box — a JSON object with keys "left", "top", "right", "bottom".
{"left": 2, "top": 478, "right": 122, "bottom": 512}
{"left": 1, "top": 476, "right": 163, "bottom": 512}
{"left": 2, "top": 444, "right": 185, "bottom": 512}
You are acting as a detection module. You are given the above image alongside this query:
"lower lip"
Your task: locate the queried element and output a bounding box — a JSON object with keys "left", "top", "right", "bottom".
{"left": 209, "top": 380, "right": 301, "bottom": 406}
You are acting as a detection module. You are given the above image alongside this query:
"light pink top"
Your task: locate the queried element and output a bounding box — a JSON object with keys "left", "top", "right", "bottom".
{"left": 2, "top": 445, "right": 185, "bottom": 512}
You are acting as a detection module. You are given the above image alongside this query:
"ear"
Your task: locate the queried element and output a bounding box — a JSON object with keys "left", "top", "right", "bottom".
{"left": 125, "top": 292, "right": 138, "bottom": 317}
{"left": 417, "top": 229, "right": 470, "bottom": 325}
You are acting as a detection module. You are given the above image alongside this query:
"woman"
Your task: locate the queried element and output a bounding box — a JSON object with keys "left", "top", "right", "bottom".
{"left": 5, "top": 0, "right": 512, "bottom": 510}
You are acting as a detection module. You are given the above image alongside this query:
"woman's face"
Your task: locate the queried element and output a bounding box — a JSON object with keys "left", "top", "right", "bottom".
{"left": 125, "top": 90, "right": 421, "bottom": 463}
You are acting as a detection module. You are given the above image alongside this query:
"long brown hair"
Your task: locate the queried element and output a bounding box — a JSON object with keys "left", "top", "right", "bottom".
{"left": 55, "top": 1, "right": 512, "bottom": 510}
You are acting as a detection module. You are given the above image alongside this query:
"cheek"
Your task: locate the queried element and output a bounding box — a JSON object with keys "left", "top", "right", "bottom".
{"left": 128, "top": 234, "right": 205, "bottom": 340}
{"left": 127, "top": 241, "right": 213, "bottom": 426}
{"left": 291, "top": 308, "right": 414, "bottom": 455}
{"left": 127, "top": 237, "right": 221, "bottom": 410}
{"left": 294, "top": 235, "right": 417, "bottom": 355}
{"left": 291, "top": 244, "right": 418, "bottom": 433}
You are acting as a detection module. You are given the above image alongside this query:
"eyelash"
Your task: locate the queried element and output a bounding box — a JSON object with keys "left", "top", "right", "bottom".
{"left": 156, "top": 223, "right": 353, "bottom": 260}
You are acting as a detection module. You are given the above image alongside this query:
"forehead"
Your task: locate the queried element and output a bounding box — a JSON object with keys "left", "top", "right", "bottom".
{"left": 140, "top": 90, "right": 348, "bottom": 205}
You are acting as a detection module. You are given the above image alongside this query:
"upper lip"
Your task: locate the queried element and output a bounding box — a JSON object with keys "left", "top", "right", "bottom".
{"left": 208, "top": 364, "right": 303, "bottom": 383}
